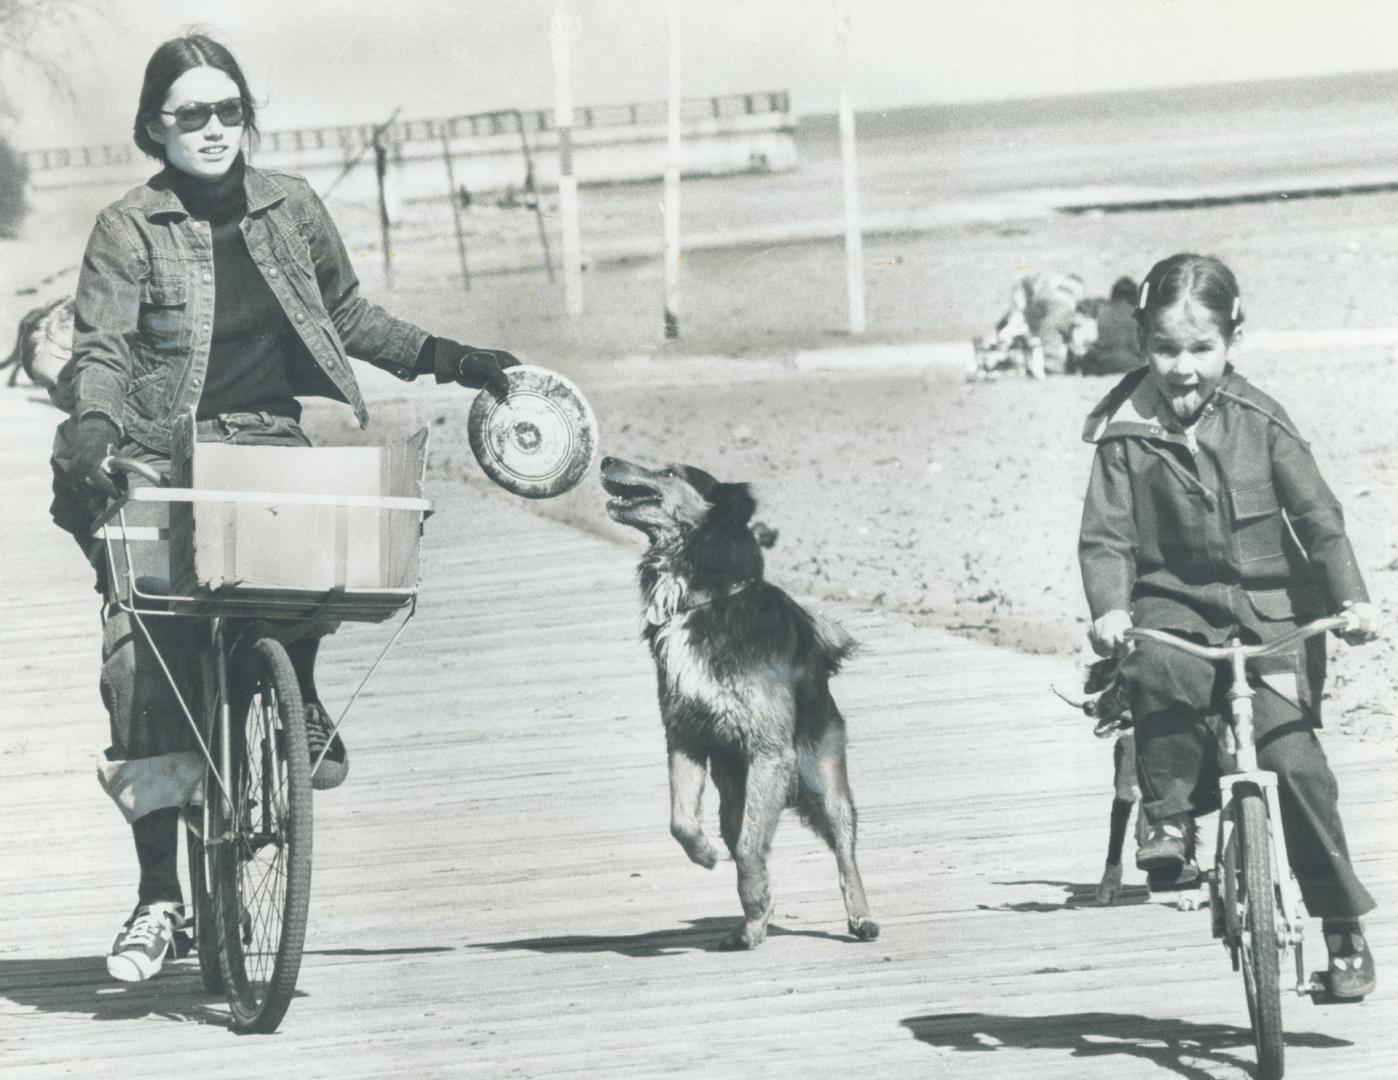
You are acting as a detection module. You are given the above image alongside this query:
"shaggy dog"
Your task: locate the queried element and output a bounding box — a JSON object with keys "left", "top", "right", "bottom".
{"left": 601, "top": 456, "right": 878, "bottom": 949}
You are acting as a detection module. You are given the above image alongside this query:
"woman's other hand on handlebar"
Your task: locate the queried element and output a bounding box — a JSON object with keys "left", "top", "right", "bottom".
{"left": 1090, "top": 609, "right": 1132, "bottom": 657}
{"left": 1337, "top": 600, "right": 1382, "bottom": 646}
{"left": 70, "top": 414, "right": 121, "bottom": 500}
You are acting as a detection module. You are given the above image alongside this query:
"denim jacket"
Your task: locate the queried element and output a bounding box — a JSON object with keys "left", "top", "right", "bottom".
{"left": 1078, "top": 366, "right": 1368, "bottom": 644}
{"left": 71, "top": 163, "right": 427, "bottom": 453}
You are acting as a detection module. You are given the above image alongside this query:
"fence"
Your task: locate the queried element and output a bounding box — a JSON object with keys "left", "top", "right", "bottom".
{"left": 21, "top": 91, "right": 794, "bottom": 193}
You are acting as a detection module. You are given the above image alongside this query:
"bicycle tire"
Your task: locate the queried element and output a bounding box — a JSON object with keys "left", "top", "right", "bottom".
{"left": 187, "top": 830, "right": 223, "bottom": 993}
{"left": 211, "top": 636, "right": 313, "bottom": 1034}
{"left": 188, "top": 646, "right": 223, "bottom": 994}
{"left": 1235, "top": 785, "right": 1284, "bottom": 1080}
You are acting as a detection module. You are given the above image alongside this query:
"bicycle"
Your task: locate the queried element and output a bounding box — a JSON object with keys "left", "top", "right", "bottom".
{"left": 94, "top": 422, "right": 431, "bottom": 1033}
{"left": 1122, "top": 615, "right": 1365, "bottom": 1080}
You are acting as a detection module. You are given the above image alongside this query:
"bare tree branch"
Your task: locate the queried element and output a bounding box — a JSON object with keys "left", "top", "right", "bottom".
{"left": 0, "top": 0, "right": 114, "bottom": 120}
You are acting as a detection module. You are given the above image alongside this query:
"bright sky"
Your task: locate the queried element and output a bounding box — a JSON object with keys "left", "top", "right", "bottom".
{"left": 10, "top": 0, "right": 1398, "bottom": 149}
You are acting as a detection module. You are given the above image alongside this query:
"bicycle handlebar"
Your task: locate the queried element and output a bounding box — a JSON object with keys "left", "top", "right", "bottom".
{"left": 1123, "top": 615, "right": 1355, "bottom": 661}
{"left": 104, "top": 456, "right": 169, "bottom": 487}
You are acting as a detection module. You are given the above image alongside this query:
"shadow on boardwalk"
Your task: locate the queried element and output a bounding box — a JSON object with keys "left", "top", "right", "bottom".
{"left": 976, "top": 878, "right": 1152, "bottom": 913}
{"left": 0, "top": 957, "right": 228, "bottom": 1027}
{"left": 901, "top": 1011, "right": 1353, "bottom": 1080}
{"left": 471, "top": 917, "right": 853, "bottom": 957}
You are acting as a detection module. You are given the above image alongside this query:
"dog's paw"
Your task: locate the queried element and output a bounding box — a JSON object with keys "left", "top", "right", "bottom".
{"left": 1176, "top": 887, "right": 1208, "bottom": 913}
{"left": 849, "top": 916, "right": 880, "bottom": 941}
{"left": 684, "top": 839, "right": 720, "bottom": 870}
{"left": 723, "top": 924, "right": 766, "bottom": 950}
{"left": 1097, "top": 862, "right": 1124, "bottom": 906}
{"left": 672, "top": 827, "right": 720, "bottom": 869}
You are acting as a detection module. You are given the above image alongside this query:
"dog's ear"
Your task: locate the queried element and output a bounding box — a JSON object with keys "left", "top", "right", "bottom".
{"left": 749, "top": 519, "right": 779, "bottom": 548}
{"left": 710, "top": 481, "right": 756, "bottom": 526}
{"left": 674, "top": 463, "right": 719, "bottom": 497}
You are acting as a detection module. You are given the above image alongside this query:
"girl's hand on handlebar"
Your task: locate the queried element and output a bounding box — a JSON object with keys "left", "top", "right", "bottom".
{"left": 1337, "top": 600, "right": 1381, "bottom": 645}
{"left": 1090, "top": 609, "right": 1132, "bottom": 657}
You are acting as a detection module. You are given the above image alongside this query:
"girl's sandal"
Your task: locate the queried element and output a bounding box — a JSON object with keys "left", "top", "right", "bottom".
{"left": 1326, "top": 931, "right": 1377, "bottom": 1000}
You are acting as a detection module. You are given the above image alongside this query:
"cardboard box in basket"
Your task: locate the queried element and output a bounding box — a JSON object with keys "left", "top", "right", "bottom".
{"left": 167, "top": 414, "right": 430, "bottom": 612}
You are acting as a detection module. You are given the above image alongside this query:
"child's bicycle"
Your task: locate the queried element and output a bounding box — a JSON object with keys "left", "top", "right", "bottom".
{"left": 1122, "top": 615, "right": 1364, "bottom": 1080}
{"left": 96, "top": 422, "right": 430, "bottom": 1034}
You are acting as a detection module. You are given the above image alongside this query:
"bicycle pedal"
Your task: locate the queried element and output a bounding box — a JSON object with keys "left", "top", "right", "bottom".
{"left": 1147, "top": 862, "right": 1201, "bottom": 890}
{"left": 172, "top": 928, "right": 195, "bottom": 960}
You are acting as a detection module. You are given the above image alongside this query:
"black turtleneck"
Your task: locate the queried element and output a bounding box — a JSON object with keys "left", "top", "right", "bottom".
{"left": 167, "top": 154, "right": 301, "bottom": 420}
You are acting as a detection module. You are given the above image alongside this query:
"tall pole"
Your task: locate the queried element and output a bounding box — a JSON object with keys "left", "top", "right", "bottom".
{"left": 836, "top": 0, "right": 865, "bottom": 334}
{"left": 551, "top": 0, "right": 583, "bottom": 315}
{"left": 662, "top": 0, "right": 682, "bottom": 339}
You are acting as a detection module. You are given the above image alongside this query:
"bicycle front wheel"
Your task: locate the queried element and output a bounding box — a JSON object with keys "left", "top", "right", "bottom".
{"left": 187, "top": 831, "right": 223, "bottom": 994}
{"left": 1231, "top": 784, "right": 1284, "bottom": 1080}
{"left": 211, "top": 636, "right": 313, "bottom": 1034}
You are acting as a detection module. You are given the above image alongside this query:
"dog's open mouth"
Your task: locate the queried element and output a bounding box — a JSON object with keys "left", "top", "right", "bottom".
{"left": 601, "top": 477, "right": 660, "bottom": 514}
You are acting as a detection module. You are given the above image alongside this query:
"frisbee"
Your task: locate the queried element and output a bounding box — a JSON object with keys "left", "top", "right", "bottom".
{"left": 467, "top": 364, "right": 598, "bottom": 499}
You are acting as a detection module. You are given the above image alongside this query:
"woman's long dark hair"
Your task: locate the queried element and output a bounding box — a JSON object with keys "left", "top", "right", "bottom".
{"left": 132, "top": 32, "right": 259, "bottom": 159}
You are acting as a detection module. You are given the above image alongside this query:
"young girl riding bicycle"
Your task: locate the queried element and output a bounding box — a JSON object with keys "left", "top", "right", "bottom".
{"left": 1077, "top": 252, "right": 1381, "bottom": 1000}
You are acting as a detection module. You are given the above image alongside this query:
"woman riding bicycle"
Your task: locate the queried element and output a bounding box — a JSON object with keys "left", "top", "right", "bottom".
{"left": 1077, "top": 252, "right": 1381, "bottom": 1000}
{"left": 48, "top": 31, "right": 519, "bottom": 983}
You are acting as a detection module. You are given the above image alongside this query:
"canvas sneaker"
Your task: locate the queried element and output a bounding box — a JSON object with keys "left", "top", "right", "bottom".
{"left": 107, "top": 901, "right": 183, "bottom": 982}
{"left": 305, "top": 702, "right": 349, "bottom": 790}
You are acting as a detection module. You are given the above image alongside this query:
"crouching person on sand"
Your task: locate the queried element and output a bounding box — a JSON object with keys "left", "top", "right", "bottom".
{"left": 1008, "top": 268, "right": 1085, "bottom": 378}
{"left": 1069, "top": 276, "right": 1145, "bottom": 375}
{"left": 48, "top": 31, "right": 521, "bottom": 983}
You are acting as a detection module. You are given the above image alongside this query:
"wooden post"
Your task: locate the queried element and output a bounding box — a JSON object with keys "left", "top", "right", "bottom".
{"left": 439, "top": 131, "right": 471, "bottom": 291}
{"left": 372, "top": 130, "right": 393, "bottom": 290}
{"left": 551, "top": 0, "right": 583, "bottom": 314}
{"left": 662, "top": 0, "right": 682, "bottom": 339}
{"left": 513, "top": 109, "right": 556, "bottom": 283}
{"left": 836, "top": 0, "right": 865, "bottom": 334}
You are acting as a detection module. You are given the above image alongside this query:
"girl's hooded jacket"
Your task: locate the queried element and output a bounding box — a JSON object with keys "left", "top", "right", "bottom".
{"left": 1078, "top": 365, "right": 1368, "bottom": 645}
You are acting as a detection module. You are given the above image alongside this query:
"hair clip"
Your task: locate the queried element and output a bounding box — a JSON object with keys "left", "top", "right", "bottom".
{"left": 1231, "top": 296, "right": 1241, "bottom": 321}
{"left": 1138, "top": 281, "right": 1150, "bottom": 310}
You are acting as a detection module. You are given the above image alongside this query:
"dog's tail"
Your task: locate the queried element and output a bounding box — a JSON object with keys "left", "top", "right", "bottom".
{"left": 810, "top": 609, "right": 857, "bottom": 673}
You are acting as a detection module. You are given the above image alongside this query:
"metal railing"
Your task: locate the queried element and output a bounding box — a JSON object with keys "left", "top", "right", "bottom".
{"left": 21, "top": 91, "right": 792, "bottom": 172}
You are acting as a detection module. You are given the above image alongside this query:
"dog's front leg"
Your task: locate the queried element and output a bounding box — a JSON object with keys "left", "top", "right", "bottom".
{"left": 668, "top": 746, "right": 719, "bottom": 869}
{"left": 726, "top": 753, "right": 789, "bottom": 949}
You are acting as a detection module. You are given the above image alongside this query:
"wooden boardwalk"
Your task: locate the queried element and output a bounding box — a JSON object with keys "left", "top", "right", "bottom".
{"left": 0, "top": 385, "right": 1393, "bottom": 1080}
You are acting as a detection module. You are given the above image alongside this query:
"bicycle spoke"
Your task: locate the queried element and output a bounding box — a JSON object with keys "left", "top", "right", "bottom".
{"left": 214, "top": 638, "right": 312, "bottom": 1033}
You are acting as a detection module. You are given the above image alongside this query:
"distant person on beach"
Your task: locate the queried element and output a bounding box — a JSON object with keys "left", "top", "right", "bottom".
{"left": 1078, "top": 252, "right": 1381, "bottom": 1000}
{"left": 999, "top": 269, "right": 1085, "bottom": 378}
{"left": 47, "top": 31, "right": 521, "bottom": 984}
{"left": 1069, "top": 275, "right": 1145, "bottom": 375}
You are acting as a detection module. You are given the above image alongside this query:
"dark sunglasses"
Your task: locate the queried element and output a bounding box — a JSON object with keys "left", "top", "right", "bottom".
{"left": 160, "top": 98, "right": 246, "bottom": 132}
